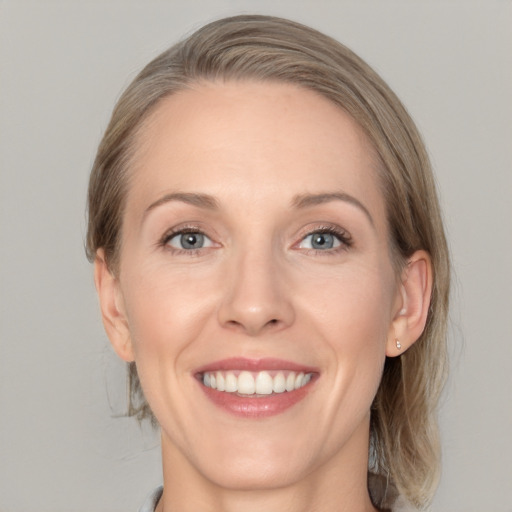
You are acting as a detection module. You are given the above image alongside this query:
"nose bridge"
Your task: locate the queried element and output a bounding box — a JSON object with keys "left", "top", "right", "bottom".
{"left": 217, "top": 238, "right": 294, "bottom": 335}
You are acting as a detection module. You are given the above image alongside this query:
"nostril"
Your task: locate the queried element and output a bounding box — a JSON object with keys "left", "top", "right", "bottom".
{"left": 265, "top": 319, "right": 284, "bottom": 330}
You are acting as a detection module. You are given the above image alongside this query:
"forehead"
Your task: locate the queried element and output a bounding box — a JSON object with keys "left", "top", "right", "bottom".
{"left": 126, "top": 80, "right": 385, "bottom": 221}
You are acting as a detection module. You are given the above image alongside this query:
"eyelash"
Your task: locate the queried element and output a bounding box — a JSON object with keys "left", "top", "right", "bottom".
{"left": 159, "top": 225, "right": 213, "bottom": 255}
{"left": 296, "top": 225, "right": 353, "bottom": 254}
{"left": 158, "top": 224, "right": 353, "bottom": 255}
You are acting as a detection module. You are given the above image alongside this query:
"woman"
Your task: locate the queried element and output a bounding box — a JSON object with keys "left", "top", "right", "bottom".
{"left": 86, "top": 15, "right": 449, "bottom": 512}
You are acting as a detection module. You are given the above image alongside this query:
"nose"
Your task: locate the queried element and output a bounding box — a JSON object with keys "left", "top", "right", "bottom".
{"left": 217, "top": 247, "right": 295, "bottom": 336}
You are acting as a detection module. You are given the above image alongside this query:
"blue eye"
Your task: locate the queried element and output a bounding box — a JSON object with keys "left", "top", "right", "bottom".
{"left": 167, "top": 232, "right": 213, "bottom": 250}
{"left": 299, "top": 231, "right": 343, "bottom": 250}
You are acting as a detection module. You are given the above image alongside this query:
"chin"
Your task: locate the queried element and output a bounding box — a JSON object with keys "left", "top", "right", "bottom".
{"left": 204, "top": 455, "right": 308, "bottom": 491}
{"left": 163, "top": 421, "right": 318, "bottom": 491}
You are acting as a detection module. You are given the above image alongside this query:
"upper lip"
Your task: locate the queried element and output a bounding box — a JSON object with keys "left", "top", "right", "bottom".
{"left": 195, "top": 357, "right": 319, "bottom": 375}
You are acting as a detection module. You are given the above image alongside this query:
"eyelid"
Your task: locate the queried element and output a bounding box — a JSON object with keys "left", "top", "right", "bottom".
{"left": 157, "top": 222, "right": 352, "bottom": 254}
{"left": 161, "top": 225, "right": 205, "bottom": 243}
{"left": 158, "top": 223, "right": 220, "bottom": 252}
{"left": 293, "top": 224, "right": 353, "bottom": 252}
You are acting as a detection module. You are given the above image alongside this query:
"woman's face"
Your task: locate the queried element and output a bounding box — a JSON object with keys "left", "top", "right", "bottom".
{"left": 107, "top": 81, "right": 404, "bottom": 489}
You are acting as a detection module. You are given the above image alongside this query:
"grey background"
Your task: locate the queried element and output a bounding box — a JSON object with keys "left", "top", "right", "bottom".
{"left": 1, "top": 1, "right": 511, "bottom": 511}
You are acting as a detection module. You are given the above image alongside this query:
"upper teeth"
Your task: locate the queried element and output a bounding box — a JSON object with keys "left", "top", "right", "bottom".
{"left": 202, "top": 370, "right": 313, "bottom": 395}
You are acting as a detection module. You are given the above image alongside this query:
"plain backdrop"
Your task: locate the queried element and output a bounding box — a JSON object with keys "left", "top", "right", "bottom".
{"left": 0, "top": 1, "right": 511, "bottom": 511}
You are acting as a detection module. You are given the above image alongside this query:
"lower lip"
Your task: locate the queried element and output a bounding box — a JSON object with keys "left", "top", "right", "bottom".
{"left": 199, "top": 381, "right": 313, "bottom": 418}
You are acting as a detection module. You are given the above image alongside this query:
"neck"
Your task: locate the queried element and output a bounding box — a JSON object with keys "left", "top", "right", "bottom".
{"left": 156, "top": 423, "right": 378, "bottom": 512}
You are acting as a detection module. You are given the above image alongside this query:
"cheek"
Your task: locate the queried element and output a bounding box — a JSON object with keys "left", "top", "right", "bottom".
{"left": 298, "top": 263, "right": 395, "bottom": 388}
{"left": 118, "top": 265, "right": 219, "bottom": 422}
{"left": 301, "top": 262, "right": 395, "bottom": 341}
{"left": 120, "top": 261, "right": 219, "bottom": 358}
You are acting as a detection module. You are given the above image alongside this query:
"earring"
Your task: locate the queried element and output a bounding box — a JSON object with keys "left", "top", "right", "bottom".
{"left": 396, "top": 339, "right": 402, "bottom": 350}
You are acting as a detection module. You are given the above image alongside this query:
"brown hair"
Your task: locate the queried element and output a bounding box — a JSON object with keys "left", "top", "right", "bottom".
{"left": 86, "top": 15, "right": 449, "bottom": 509}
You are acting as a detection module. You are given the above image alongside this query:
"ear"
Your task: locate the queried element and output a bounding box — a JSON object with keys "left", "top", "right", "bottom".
{"left": 386, "top": 250, "right": 433, "bottom": 357}
{"left": 94, "top": 249, "right": 135, "bottom": 362}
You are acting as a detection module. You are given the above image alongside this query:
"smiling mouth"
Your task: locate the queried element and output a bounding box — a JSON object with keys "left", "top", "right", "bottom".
{"left": 201, "top": 370, "right": 314, "bottom": 396}
{"left": 195, "top": 358, "right": 318, "bottom": 417}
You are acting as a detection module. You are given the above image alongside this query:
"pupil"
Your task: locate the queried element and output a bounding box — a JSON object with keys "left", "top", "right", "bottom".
{"left": 312, "top": 233, "right": 334, "bottom": 249}
{"left": 181, "top": 233, "right": 203, "bottom": 249}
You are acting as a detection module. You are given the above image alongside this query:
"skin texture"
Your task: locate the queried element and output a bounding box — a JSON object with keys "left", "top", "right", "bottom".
{"left": 95, "top": 81, "right": 432, "bottom": 512}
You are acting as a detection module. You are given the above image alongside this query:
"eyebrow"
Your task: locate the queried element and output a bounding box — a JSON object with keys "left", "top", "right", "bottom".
{"left": 143, "top": 192, "right": 219, "bottom": 219}
{"left": 143, "top": 190, "right": 374, "bottom": 226}
{"left": 291, "top": 192, "right": 374, "bottom": 226}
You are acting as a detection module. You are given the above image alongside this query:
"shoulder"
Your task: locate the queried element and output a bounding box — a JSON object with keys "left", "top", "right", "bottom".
{"left": 138, "top": 486, "right": 163, "bottom": 512}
